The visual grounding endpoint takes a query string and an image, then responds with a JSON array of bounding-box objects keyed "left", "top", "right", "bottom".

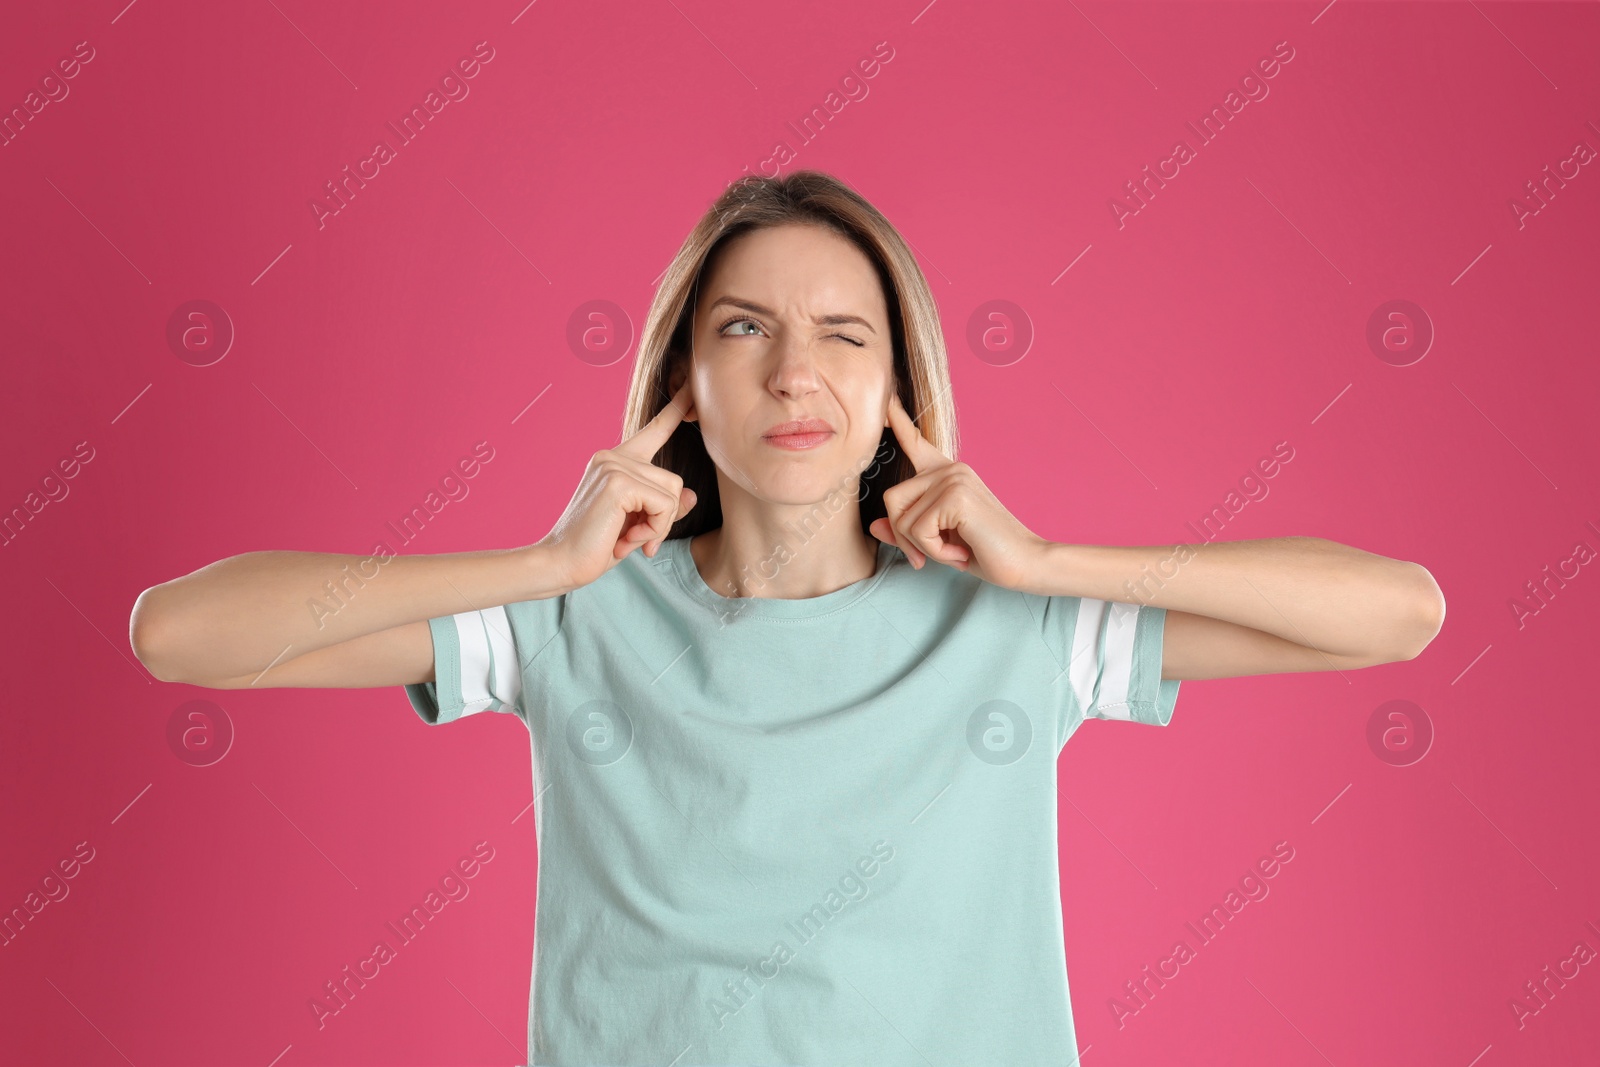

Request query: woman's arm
[
  {"left": 1024, "top": 535, "right": 1445, "bottom": 679},
  {"left": 131, "top": 382, "right": 699, "bottom": 691},
  {"left": 129, "top": 544, "right": 570, "bottom": 687}
]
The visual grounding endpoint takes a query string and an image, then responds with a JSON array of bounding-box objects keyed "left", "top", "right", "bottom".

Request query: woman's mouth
[
  {"left": 763, "top": 431, "right": 834, "bottom": 450},
  {"left": 762, "top": 417, "right": 835, "bottom": 450}
]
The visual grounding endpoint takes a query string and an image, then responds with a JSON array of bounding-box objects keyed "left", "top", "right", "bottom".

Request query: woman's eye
[{"left": 718, "top": 317, "right": 863, "bottom": 346}]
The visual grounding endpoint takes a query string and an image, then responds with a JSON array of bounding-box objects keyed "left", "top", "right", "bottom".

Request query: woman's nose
[{"left": 767, "top": 342, "right": 821, "bottom": 395}]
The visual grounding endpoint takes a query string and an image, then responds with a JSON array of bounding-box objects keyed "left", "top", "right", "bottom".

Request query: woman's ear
[{"left": 666, "top": 362, "right": 698, "bottom": 422}]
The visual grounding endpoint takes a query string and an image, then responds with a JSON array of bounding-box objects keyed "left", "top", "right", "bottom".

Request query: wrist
[
  {"left": 1016, "top": 537, "right": 1074, "bottom": 598},
  {"left": 1023, "top": 539, "right": 1126, "bottom": 600},
  {"left": 514, "top": 541, "right": 578, "bottom": 600}
]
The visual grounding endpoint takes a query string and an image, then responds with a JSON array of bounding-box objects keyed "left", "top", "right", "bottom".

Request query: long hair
[{"left": 620, "top": 170, "right": 958, "bottom": 542}]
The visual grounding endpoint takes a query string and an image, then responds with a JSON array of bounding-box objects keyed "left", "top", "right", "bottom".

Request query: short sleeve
[
  {"left": 1039, "top": 595, "right": 1182, "bottom": 751},
  {"left": 404, "top": 597, "right": 563, "bottom": 726}
]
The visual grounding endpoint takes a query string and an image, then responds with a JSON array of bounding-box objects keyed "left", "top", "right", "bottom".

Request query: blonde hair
[{"left": 621, "top": 170, "right": 958, "bottom": 541}]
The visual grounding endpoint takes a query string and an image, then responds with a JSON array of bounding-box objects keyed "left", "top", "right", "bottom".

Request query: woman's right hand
[{"left": 535, "top": 380, "right": 699, "bottom": 592}]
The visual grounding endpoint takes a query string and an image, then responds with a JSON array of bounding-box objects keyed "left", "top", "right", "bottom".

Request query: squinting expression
[{"left": 688, "top": 222, "right": 895, "bottom": 504}]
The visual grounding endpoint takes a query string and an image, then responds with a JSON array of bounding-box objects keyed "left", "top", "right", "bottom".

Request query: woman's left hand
[{"left": 868, "top": 393, "right": 1048, "bottom": 591}]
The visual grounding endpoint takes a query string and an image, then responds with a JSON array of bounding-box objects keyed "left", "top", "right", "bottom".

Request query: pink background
[{"left": 4, "top": 1, "right": 1597, "bottom": 1064}]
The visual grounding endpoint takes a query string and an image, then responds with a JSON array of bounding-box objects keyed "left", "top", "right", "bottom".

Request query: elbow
[
  {"left": 130, "top": 586, "right": 184, "bottom": 683},
  {"left": 1394, "top": 564, "right": 1446, "bottom": 661}
]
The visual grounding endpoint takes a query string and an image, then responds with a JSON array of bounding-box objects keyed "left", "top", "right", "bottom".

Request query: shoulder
[
  {"left": 522, "top": 540, "right": 678, "bottom": 620},
  {"left": 888, "top": 556, "right": 1044, "bottom": 627},
  {"left": 500, "top": 545, "right": 671, "bottom": 652}
]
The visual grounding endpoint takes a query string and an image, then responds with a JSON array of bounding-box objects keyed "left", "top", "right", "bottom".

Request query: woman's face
[{"left": 678, "top": 222, "right": 895, "bottom": 508}]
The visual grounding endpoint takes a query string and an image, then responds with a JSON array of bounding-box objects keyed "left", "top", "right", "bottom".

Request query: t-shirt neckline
[{"left": 666, "top": 534, "right": 900, "bottom": 621}]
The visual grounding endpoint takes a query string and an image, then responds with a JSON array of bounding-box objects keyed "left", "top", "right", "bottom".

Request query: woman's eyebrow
[{"left": 707, "top": 295, "right": 877, "bottom": 334}]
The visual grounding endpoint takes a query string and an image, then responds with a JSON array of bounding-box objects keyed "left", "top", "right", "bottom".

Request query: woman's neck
[{"left": 687, "top": 518, "right": 881, "bottom": 600}]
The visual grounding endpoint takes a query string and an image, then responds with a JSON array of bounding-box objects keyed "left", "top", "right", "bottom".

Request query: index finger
[
  {"left": 617, "top": 379, "right": 692, "bottom": 460},
  {"left": 885, "top": 391, "right": 950, "bottom": 474}
]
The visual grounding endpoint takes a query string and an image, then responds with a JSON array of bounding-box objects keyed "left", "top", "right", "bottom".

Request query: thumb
[{"left": 646, "top": 488, "right": 699, "bottom": 559}]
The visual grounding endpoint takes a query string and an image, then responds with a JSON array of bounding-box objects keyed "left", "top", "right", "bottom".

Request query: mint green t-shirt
[{"left": 404, "top": 534, "right": 1180, "bottom": 1067}]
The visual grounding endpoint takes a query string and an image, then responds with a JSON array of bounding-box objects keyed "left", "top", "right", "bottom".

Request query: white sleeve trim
[
  {"left": 1068, "top": 597, "right": 1141, "bottom": 720},
  {"left": 452, "top": 605, "right": 521, "bottom": 717},
  {"left": 1092, "top": 600, "right": 1142, "bottom": 719}
]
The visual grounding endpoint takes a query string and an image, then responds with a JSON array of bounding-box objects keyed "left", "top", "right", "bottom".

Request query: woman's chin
[{"left": 741, "top": 467, "right": 862, "bottom": 508}]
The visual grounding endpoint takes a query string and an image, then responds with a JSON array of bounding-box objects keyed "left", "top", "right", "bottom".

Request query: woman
[{"left": 131, "top": 171, "right": 1446, "bottom": 1066}]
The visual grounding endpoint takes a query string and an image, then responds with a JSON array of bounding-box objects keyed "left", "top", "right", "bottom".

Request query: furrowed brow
[{"left": 708, "top": 296, "right": 877, "bottom": 335}]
